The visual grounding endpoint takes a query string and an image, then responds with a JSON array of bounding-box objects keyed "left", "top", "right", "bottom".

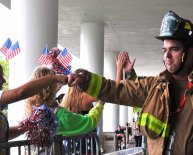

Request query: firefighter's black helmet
[{"left": 155, "top": 11, "right": 193, "bottom": 43}]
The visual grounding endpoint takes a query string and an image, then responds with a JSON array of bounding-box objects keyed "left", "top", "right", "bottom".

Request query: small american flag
[
  {"left": 6, "top": 41, "right": 20, "bottom": 60},
  {"left": 38, "top": 46, "right": 52, "bottom": 65},
  {"left": 56, "top": 48, "right": 72, "bottom": 69},
  {"left": 0, "top": 38, "right": 12, "bottom": 56}
]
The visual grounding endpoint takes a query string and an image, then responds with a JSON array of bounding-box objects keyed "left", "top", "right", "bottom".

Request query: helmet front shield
[{"left": 155, "top": 11, "right": 193, "bottom": 41}]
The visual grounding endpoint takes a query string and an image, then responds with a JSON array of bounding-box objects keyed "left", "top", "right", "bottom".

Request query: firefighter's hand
[
  {"left": 124, "top": 52, "right": 136, "bottom": 74},
  {"left": 67, "top": 73, "right": 84, "bottom": 87}
]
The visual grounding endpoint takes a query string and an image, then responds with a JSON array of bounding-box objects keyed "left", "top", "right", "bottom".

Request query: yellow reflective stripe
[
  {"left": 162, "top": 123, "right": 170, "bottom": 138},
  {"left": 138, "top": 113, "right": 169, "bottom": 138},
  {"left": 185, "top": 22, "right": 191, "bottom": 30},
  {"left": 87, "top": 73, "right": 102, "bottom": 98},
  {"left": 138, "top": 113, "right": 163, "bottom": 134}
]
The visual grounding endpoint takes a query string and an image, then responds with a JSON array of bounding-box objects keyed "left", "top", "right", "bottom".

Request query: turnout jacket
[{"left": 77, "top": 69, "right": 193, "bottom": 155}]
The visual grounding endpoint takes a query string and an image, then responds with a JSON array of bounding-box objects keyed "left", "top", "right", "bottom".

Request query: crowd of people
[{"left": 1, "top": 10, "right": 193, "bottom": 155}]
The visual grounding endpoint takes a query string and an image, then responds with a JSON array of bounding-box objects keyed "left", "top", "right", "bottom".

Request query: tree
[
  {"left": 0, "top": 59, "right": 9, "bottom": 116},
  {"left": 0, "top": 60, "right": 9, "bottom": 89}
]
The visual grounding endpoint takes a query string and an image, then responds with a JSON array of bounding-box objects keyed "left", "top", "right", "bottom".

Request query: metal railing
[{"left": 0, "top": 132, "right": 101, "bottom": 155}]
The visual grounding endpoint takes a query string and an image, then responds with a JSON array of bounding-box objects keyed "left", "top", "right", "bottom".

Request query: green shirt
[{"left": 56, "top": 103, "right": 103, "bottom": 136}]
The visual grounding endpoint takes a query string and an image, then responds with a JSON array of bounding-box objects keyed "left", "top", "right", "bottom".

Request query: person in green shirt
[{"left": 25, "top": 66, "right": 104, "bottom": 137}]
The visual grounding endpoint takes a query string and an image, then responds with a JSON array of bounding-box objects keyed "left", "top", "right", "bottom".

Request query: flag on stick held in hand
[
  {"left": 56, "top": 48, "right": 72, "bottom": 69},
  {"left": 6, "top": 41, "right": 20, "bottom": 60},
  {"left": 38, "top": 46, "right": 52, "bottom": 65},
  {"left": 0, "top": 38, "right": 12, "bottom": 56}
]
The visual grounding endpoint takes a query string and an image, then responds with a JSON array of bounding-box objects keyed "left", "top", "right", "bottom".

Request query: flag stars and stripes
[
  {"left": 56, "top": 48, "right": 72, "bottom": 69},
  {"left": 0, "top": 38, "right": 12, "bottom": 56},
  {"left": 38, "top": 46, "right": 52, "bottom": 65},
  {"left": 6, "top": 41, "right": 20, "bottom": 60}
]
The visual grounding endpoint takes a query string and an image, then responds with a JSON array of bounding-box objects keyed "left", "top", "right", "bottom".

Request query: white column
[
  {"left": 119, "top": 105, "right": 128, "bottom": 126},
  {"left": 80, "top": 22, "right": 104, "bottom": 143},
  {"left": 9, "top": 0, "right": 58, "bottom": 132},
  {"left": 128, "top": 106, "right": 134, "bottom": 123},
  {"left": 80, "top": 22, "right": 104, "bottom": 72},
  {"left": 103, "top": 52, "right": 119, "bottom": 132}
]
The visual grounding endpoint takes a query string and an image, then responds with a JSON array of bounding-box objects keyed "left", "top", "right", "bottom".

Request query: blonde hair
[
  {"left": 61, "top": 86, "right": 83, "bottom": 113},
  {"left": 25, "top": 66, "right": 57, "bottom": 115}
]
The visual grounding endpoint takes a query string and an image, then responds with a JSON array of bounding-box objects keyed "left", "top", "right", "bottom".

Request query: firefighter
[{"left": 67, "top": 11, "right": 193, "bottom": 155}]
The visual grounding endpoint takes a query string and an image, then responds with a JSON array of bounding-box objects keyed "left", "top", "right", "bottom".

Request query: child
[{"left": 24, "top": 66, "right": 104, "bottom": 147}]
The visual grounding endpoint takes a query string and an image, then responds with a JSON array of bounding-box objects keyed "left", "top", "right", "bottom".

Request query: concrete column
[
  {"left": 128, "top": 106, "right": 134, "bottom": 123},
  {"left": 103, "top": 52, "right": 119, "bottom": 132},
  {"left": 80, "top": 22, "right": 104, "bottom": 144},
  {"left": 80, "top": 22, "right": 104, "bottom": 72},
  {"left": 119, "top": 105, "right": 128, "bottom": 126},
  {"left": 8, "top": 0, "right": 58, "bottom": 130}
]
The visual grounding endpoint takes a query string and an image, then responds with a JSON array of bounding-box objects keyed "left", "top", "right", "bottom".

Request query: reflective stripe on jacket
[
  {"left": 79, "top": 69, "right": 173, "bottom": 155},
  {"left": 138, "top": 113, "right": 170, "bottom": 138}
]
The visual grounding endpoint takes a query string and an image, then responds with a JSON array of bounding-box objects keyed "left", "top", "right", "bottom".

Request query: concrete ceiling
[
  {"left": 0, "top": 0, "right": 10, "bottom": 9},
  {"left": 59, "top": 0, "right": 193, "bottom": 75}
]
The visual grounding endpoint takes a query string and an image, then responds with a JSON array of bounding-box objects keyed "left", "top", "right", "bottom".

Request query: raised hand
[
  {"left": 123, "top": 51, "right": 136, "bottom": 74},
  {"left": 115, "top": 51, "right": 127, "bottom": 72},
  {"left": 115, "top": 51, "right": 127, "bottom": 81}
]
